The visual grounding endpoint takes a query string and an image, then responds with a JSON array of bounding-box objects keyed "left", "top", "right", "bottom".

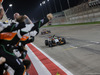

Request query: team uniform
[
  {"left": 0, "top": 17, "right": 49, "bottom": 75},
  {"left": 0, "top": 21, "right": 26, "bottom": 75},
  {"left": 3, "top": 64, "right": 28, "bottom": 75}
]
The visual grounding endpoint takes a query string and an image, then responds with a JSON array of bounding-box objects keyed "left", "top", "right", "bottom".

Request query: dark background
[{"left": 2, "top": 0, "right": 88, "bottom": 21}]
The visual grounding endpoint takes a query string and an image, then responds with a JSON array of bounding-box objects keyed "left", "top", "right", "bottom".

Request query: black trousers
[
  {"left": 0, "top": 63, "right": 4, "bottom": 75},
  {"left": 0, "top": 46, "right": 25, "bottom": 75}
]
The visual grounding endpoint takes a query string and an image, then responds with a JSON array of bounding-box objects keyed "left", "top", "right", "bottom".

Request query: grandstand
[
  {"left": 51, "top": 1, "right": 100, "bottom": 25},
  {"left": 50, "top": 12, "right": 66, "bottom": 25}
]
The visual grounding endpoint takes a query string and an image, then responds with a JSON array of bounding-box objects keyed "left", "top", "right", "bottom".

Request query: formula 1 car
[
  {"left": 45, "top": 35, "right": 66, "bottom": 47},
  {"left": 41, "top": 29, "right": 51, "bottom": 35}
]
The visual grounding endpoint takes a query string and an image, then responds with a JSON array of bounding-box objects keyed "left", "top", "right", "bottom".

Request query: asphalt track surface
[{"left": 33, "top": 24, "right": 100, "bottom": 75}]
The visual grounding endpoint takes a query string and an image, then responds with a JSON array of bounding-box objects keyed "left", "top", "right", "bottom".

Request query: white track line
[
  {"left": 70, "top": 45, "right": 78, "bottom": 48},
  {"left": 90, "top": 41, "right": 100, "bottom": 44},
  {"left": 31, "top": 43, "right": 74, "bottom": 75},
  {"left": 26, "top": 45, "right": 51, "bottom": 75},
  {"left": 82, "top": 44, "right": 93, "bottom": 47}
]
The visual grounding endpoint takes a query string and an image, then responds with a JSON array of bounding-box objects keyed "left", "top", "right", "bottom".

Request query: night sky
[{"left": 2, "top": 0, "right": 86, "bottom": 21}]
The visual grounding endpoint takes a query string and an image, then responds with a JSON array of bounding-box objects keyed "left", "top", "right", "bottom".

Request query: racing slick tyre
[
  {"left": 62, "top": 38, "right": 66, "bottom": 44},
  {"left": 48, "top": 41, "right": 53, "bottom": 47},
  {"left": 48, "top": 30, "right": 51, "bottom": 33},
  {"left": 45, "top": 40, "right": 48, "bottom": 46},
  {"left": 41, "top": 32, "right": 43, "bottom": 35}
]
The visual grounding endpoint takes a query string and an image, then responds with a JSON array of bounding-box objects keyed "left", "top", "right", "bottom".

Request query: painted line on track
[
  {"left": 26, "top": 43, "right": 73, "bottom": 75},
  {"left": 82, "top": 44, "right": 93, "bottom": 47},
  {"left": 26, "top": 45, "right": 51, "bottom": 75},
  {"left": 64, "top": 42, "right": 98, "bottom": 51},
  {"left": 64, "top": 45, "right": 78, "bottom": 50},
  {"left": 25, "top": 55, "right": 38, "bottom": 75},
  {"left": 90, "top": 41, "right": 100, "bottom": 44}
]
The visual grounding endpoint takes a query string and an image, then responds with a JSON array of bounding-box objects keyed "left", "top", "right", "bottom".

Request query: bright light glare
[
  {"left": 9, "top": 4, "right": 13, "bottom": 7},
  {"left": 42, "top": 1, "right": 45, "bottom": 4},
  {"left": 40, "top": 3, "right": 42, "bottom": 6}
]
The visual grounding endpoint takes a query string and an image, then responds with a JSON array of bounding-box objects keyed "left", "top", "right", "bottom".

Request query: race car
[
  {"left": 45, "top": 35, "right": 66, "bottom": 47},
  {"left": 41, "top": 29, "right": 51, "bottom": 35}
]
